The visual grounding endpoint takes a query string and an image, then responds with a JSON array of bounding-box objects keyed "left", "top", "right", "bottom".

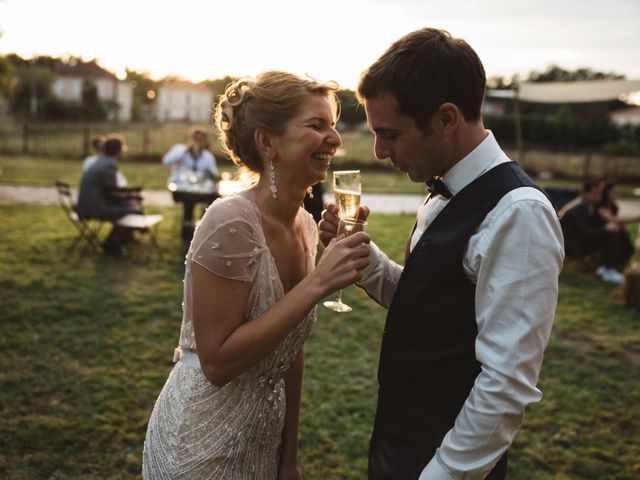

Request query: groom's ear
[{"left": 434, "top": 103, "right": 461, "bottom": 137}]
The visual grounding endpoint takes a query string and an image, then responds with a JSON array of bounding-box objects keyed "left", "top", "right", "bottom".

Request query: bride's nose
[{"left": 325, "top": 127, "right": 342, "bottom": 147}]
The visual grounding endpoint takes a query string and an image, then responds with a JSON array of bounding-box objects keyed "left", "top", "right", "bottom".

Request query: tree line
[{"left": 0, "top": 55, "right": 638, "bottom": 154}]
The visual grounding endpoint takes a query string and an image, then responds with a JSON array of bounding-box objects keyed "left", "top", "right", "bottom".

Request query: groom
[{"left": 320, "top": 28, "right": 564, "bottom": 479}]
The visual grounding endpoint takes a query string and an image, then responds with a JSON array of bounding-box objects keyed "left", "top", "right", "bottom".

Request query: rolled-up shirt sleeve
[
  {"left": 356, "top": 241, "right": 404, "bottom": 308},
  {"left": 421, "top": 187, "right": 565, "bottom": 479}
]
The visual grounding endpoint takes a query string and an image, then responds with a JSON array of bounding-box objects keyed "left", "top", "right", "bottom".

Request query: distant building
[
  {"left": 156, "top": 80, "right": 213, "bottom": 122},
  {"left": 482, "top": 98, "right": 506, "bottom": 116},
  {"left": 51, "top": 59, "right": 133, "bottom": 121},
  {"left": 609, "top": 107, "right": 640, "bottom": 127}
]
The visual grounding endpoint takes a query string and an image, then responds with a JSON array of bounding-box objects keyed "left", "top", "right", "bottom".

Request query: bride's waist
[{"left": 173, "top": 347, "right": 285, "bottom": 385}]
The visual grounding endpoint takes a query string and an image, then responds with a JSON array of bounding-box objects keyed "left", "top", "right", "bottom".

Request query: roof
[
  {"left": 487, "top": 79, "right": 640, "bottom": 104},
  {"left": 160, "top": 80, "right": 210, "bottom": 91},
  {"left": 54, "top": 60, "right": 117, "bottom": 80}
]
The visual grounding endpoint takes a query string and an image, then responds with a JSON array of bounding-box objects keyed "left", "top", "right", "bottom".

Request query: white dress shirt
[
  {"left": 358, "top": 131, "right": 565, "bottom": 479},
  {"left": 162, "top": 144, "right": 219, "bottom": 184}
]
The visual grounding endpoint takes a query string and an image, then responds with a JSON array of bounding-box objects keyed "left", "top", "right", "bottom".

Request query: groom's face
[{"left": 364, "top": 92, "right": 450, "bottom": 183}]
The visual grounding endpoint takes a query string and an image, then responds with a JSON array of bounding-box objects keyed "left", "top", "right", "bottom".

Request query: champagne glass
[
  {"left": 323, "top": 218, "right": 368, "bottom": 313},
  {"left": 333, "top": 170, "right": 361, "bottom": 220}
]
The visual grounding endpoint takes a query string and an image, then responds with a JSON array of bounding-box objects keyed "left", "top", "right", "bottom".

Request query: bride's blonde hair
[{"left": 214, "top": 71, "right": 339, "bottom": 184}]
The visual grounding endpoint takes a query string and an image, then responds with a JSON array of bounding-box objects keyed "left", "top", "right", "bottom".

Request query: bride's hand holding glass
[
  {"left": 323, "top": 218, "right": 368, "bottom": 312},
  {"left": 313, "top": 225, "right": 370, "bottom": 305}
]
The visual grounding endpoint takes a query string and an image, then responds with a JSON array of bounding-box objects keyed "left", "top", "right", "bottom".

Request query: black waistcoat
[{"left": 372, "top": 162, "right": 541, "bottom": 463}]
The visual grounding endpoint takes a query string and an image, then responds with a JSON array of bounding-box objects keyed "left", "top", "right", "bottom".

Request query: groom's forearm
[{"left": 356, "top": 241, "right": 402, "bottom": 308}]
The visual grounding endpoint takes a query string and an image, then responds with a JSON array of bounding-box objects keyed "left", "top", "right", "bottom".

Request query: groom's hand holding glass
[{"left": 319, "top": 203, "right": 371, "bottom": 248}]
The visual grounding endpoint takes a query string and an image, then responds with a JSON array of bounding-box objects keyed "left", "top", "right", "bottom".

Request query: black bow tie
[{"left": 426, "top": 177, "right": 452, "bottom": 199}]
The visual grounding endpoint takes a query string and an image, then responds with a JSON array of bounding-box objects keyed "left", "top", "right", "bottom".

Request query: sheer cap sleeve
[{"left": 189, "top": 196, "right": 265, "bottom": 282}]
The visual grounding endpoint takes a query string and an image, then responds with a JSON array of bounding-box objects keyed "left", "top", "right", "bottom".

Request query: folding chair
[{"left": 54, "top": 180, "right": 105, "bottom": 254}]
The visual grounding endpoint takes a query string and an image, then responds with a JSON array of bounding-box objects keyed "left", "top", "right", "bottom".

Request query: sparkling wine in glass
[
  {"left": 333, "top": 170, "right": 361, "bottom": 220},
  {"left": 323, "top": 218, "right": 368, "bottom": 313}
]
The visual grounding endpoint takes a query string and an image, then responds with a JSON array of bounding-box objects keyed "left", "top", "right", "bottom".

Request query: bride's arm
[
  {"left": 278, "top": 348, "right": 304, "bottom": 480},
  {"left": 192, "top": 231, "right": 370, "bottom": 387}
]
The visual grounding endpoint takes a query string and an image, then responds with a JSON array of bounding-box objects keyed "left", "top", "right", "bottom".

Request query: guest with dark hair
[
  {"left": 77, "top": 134, "right": 142, "bottom": 255},
  {"left": 593, "top": 180, "right": 639, "bottom": 275},
  {"left": 560, "top": 178, "right": 628, "bottom": 283},
  {"left": 320, "top": 27, "right": 563, "bottom": 479}
]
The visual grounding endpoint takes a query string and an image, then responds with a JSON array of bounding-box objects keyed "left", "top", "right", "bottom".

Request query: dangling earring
[{"left": 269, "top": 159, "right": 277, "bottom": 198}]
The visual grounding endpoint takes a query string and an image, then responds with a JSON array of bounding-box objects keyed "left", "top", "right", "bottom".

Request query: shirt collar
[{"left": 441, "top": 130, "right": 507, "bottom": 196}]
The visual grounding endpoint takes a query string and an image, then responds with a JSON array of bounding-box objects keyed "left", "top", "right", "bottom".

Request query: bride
[{"left": 142, "top": 71, "right": 370, "bottom": 479}]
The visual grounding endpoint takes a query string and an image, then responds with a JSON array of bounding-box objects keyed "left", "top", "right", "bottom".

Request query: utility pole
[
  {"left": 513, "top": 78, "right": 524, "bottom": 166},
  {"left": 29, "top": 56, "right": 38, "bottom": 118}
]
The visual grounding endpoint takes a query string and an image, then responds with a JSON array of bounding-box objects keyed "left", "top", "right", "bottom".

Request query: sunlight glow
[{"left": 0, "top": 0, "right": 639, "bottom": 91}]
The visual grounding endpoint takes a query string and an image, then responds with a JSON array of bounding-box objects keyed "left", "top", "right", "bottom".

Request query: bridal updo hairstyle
[{"left": 214, "top": 71, "right": 339, "bottom": 179}]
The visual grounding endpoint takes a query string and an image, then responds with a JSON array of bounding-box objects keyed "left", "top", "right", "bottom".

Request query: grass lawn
[{"left": 1, "top": 204, "right": 639, "bottom": 478}]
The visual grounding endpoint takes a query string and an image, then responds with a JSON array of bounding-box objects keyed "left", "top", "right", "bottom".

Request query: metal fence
[
  {"left": 0, "top": 122, "right": 378, "bottom": 164},
  {"left": 1, "top": 121, "right": 640, "bottom": 180},
  {"left": 0, "top": 122, "right": 224, "bottom": 160}
]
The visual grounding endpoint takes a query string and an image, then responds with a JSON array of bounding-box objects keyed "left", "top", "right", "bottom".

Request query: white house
[
  {"left": 609, "top": 106, "right": 640, "bottom": 127},
  {"left": 51, "top": 60, "right": 133, "bottom": 121},
  {"left": 156, "top": 80, "right": 213, "bottom": 122}
]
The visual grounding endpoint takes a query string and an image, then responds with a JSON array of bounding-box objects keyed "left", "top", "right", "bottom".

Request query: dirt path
[{"left": 2, "top": 183, "right": 640, "bottom": 217}]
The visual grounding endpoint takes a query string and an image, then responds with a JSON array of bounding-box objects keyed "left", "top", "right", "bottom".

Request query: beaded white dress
[{"left": 142, "top": 195, "right": 317, "bottom": 479}]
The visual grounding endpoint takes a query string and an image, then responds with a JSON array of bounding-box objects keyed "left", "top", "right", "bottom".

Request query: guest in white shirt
[
  {"left": 162, "top": 125, "right": 219, "bottom": 186},
  {"left": 320, "top": 28, "right": 564, "bottom": 480},
  {"left": 162, "top": 126, "right": 220, "bottom": 241}
]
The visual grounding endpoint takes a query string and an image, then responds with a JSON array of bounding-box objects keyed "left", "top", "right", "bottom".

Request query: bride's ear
[{"left": 254, "top": 128, "right": 276, "bottom": 160}]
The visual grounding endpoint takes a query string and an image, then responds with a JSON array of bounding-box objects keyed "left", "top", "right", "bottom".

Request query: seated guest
[
  {"left": 82, "top": 136, "right": 128, "bottom": 188},
  {"left": 560, "top": 178, "right": 627, "bottom": 283},
  {"left": 76, "top": 134, "right": 142, "bottom": 256},
  {"left": 594, "top": 179, "right": 639, "bottom": 269},
  {"left": 162, "top": 126, "right": 220, "bottom": 241}
]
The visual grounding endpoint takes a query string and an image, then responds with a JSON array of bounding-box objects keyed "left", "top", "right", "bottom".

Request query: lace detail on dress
[{"left": 143, "top": 195, "right": 318, "bottom": 479}]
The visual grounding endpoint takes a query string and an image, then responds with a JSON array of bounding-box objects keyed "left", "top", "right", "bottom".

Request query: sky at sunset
[{"left": 1, "top": 0, "right": 639, "bottom": 91}]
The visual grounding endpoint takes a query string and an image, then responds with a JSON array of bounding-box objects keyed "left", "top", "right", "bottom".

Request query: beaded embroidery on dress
[{"left": 142, "top": 195, "right": 318, "bottom": 479}]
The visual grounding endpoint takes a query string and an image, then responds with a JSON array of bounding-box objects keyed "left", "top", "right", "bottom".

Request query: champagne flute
[
  {"left": 323, "top": 218, "right": 368, "bottom": 313},
  {"left": 333, "top": 170, "right": 361, "bottom": 220}
]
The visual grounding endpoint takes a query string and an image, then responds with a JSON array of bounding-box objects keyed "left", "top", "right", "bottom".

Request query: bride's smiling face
[{"left": 272, "top": 94, "right": 341, "bottom": 187}]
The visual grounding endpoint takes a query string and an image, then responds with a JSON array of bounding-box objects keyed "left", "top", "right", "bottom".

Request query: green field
[{"left": 1, "top": 203, "right": 639, "bottom": 479}]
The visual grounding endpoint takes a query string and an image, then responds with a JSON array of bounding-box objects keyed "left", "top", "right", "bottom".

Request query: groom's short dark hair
[{"left": 357, "top": 28, "right": 486, "bottom": 130}]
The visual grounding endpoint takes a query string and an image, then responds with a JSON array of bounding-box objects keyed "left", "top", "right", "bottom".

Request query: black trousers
[
  {"left": 181, "top": 200, "right": 197, "bottom": 241},
  {"left": 569, "top": 230, "right": 634, "bottom": 269},
  {"left": 601, "top": 230, "right": 634, "bottom": 269},
  {"left": 368, "top": 427, "right": 508, "bottom": 480}
]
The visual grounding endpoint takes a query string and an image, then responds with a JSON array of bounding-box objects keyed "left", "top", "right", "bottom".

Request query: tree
[
  {"left": 0, "top": 55, "right": 11, "bottom": 97},
  {"left": 526, "top": 65, "right": 625, "bottom": 83},
  {"left": 204, "top": 76, "right": 236, "bottom": 101},
  {"left": 126, "top": 69, "right": 159, "bottom": 121},
  {"left": 9, "top": 56, "right": 55, "bottom": 119},
  {"left": 81, "top": 79, "right": 105, "bottom": 120},
  {"left": 336, "top": 89, "right": 366, "bottom": 127}
]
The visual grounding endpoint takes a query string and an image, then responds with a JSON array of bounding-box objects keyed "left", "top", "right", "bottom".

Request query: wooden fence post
[
  {"left": 21, "top": 124, "right": 29, "bottom": 154},
  {"left": 82, "top": 126, "right": 90, "bottom": 157},
  {"left": 143, "top": 126, "right": 150, "bottom": 159}
]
